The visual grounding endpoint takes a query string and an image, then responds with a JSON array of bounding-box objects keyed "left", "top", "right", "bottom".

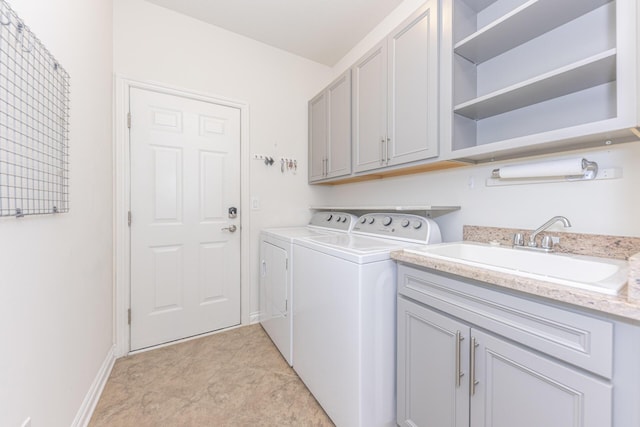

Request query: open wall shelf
[
  {"left": 454, "top": 0, "right": 612, "bottom": 64},
  {"left": 448, "top": 0, "right": 635, "bottom": 160},
  {"left": 454, "top": 49, "right": 616, "bottom": 120},
  {"left": 310, "top": 205, "right": 461, "bottom": 219}
]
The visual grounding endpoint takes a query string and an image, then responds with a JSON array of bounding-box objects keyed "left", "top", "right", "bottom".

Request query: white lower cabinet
[
  {"left": 397, "top": 264, "right": 624, "bottom": 427},
  {"left": 397, "top": 297, "right": 469, "bottom": 427},
  {"left": 471, "top": 329, "right": 611, "bottom": 427},
  {"left": 259, "top": 238, "right": 291, "bottom": 364}
]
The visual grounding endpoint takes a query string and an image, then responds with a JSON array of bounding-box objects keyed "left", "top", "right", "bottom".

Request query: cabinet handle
[
  {"left": 380, "top": 138, "right": 386, "bottom": 165},
  {"left": 386, "top": 137, "right": 391, "bottom": 162},
  {"left": 323, "top": 158, "right": 328, "bottom": 176},
  {"left": 456, "top": 331, "right": 464, "bottom": 388},
  {"left": 261, "top": 260, "right": 267, "bottom": 276},
  {"left": 470, "top": 337, "right": 479, "bottom": 396}
]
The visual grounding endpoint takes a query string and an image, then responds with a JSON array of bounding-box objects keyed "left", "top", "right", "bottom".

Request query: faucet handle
[
  {"left": 513, "top": 233, "right": 524, "bottom": 246},
  {"left": 541, "top": 235, "right": 553, "bottom": 250}
]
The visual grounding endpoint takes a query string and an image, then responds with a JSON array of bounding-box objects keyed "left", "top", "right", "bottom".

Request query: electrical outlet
[{"left": 21, "top": 417, "right": 31, "bottom": 427}]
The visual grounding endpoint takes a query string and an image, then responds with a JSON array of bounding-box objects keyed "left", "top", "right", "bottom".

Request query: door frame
[{"left": 113, "top": 76, "right": 251, "bottom": 357}]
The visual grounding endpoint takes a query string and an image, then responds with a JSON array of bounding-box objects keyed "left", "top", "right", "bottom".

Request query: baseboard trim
[
  {"left": 71, "top": 345, "right": 116, "bottom": 427},
  {"left": 249, "top": 311, "right": 261, "bottom": 324}
]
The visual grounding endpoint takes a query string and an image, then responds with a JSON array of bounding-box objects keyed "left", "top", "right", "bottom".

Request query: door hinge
[
  {"left": 127, "top": 112, "right": 131, "bottom": 129},
  {"left": 127, "top": 308, "right": 131, "bottom": 325},
  {"left": 128, "top": 211, "right": 132, "bottom": 227}
]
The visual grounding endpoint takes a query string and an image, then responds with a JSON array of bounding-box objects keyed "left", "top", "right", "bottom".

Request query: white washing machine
[
  {"left": 259, "top": 212, "right": 357, "bottom": 366},
  {"left": 292, "top": 213, "right": 441, "bottom": 427}
]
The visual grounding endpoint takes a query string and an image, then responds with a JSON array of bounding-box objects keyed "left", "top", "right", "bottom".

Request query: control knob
[
  {"left": 412, "top": 221, "right": 423, "bottom": 229},
  {"left": 368, "top": 217, "right": 375, "bottom": 224},
  {"left": 360, "top": 217, "right": 367, "bottom": 224},
  {"left": 325, "top": 214, "right": 333, "bottom": 221},
  {"left": 382, "top": 216, "right": 393, "bottom": 226},
  {"left": 401, "top": 219, "right": 410, "bottom": 228}
]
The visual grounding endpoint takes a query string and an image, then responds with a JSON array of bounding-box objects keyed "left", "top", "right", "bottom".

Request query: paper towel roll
[{"left": 495, "top": 158, "right": 585, "bottom": 179}]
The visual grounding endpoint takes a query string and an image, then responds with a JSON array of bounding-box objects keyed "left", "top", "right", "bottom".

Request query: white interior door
[{"left": 129, "top": 87, "right": 241, "bottom": 351}]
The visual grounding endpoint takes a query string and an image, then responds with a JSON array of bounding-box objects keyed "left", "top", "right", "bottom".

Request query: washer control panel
[
  {"left": 308, "top": 212, "right": 358, "bottom": 232},
  {"left": 353, "top": 213, "right": 441, "bottom": 244}
]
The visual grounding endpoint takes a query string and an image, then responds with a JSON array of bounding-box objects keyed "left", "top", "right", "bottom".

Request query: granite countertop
[{"left": 391, "top": 225, "right": 640, "bottom": 323}]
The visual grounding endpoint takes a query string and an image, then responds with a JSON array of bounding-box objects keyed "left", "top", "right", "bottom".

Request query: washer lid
[
  {"left": 261, "top": 226, "right": 334, "bottom": 243},
  {"left": 294, "top": 233, "right": 418, "bottom": 264}
]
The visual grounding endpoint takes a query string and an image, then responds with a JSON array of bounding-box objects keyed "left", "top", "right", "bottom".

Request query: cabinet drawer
[{"left": 398, "top": 264, "right": 613, "bottom": 379}]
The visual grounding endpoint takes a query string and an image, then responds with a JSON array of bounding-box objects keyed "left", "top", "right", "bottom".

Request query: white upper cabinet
[
  {"left": 308, "top": 92, "right": 328, "bottom": 182},
  {"left": 353, "top": 0, "right": 440, "bottom": 173},
  {"left": 308, "top": 70, "right": 352, "bottom": 182},
  {"left": 447, "top": 0, "right": 640, "bottom": 161},
  {"left": 353, "top": 42, "right": 388, "bottom": 172},
  {"left": 388, "top": 2, "right": 440, "bottom": 167}
]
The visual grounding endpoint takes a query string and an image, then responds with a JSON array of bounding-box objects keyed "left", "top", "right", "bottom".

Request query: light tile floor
[{"left": 90, "top": 324, "right": 334, "bottom": 426}]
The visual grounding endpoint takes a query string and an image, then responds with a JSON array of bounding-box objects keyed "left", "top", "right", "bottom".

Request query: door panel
[
  {"left": 353, "top": 42, "right": 388, "bottom": 172},
  {"left": 153, "top": 147, "right": 182, "bottom": 221},
  {"left": 260, "top": 240, "right": 291, "bottom": 365},
  {"left": 198, "top": 242, "right": 227, "bottom": 303},
  {"left": 130, "top": 87, "right": 241, "bottom": 350},
  {"left": 397, "top": 297, "right": 470, "bottom": 427},
  {"left": 327, "top": 70, "right": 352, "bottom": 178},
  {"left": 150, "top": 245, "right": 183, "bottom": 311},
  {"left": 388, "top": 0, "right": 439, "bottom": 165},
  {"left": 199, "top": 152, "right": 224, "bottom": 221},
  {"left": 308, "top": 92, "right": 327, "bottom": 181},
  {"left": 471, "top": 329, "right": 612, "bottom": 427}
]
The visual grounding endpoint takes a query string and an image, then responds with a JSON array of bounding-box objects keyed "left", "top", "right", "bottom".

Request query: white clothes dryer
[
  {"left": 259, "top": 212, "right": 357, "bottom": 366},
  {"left": 292, "top": 213, "right": 441, "bottom": 427}
]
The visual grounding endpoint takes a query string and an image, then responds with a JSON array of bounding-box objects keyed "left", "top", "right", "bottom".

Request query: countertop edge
[{"left": 391, "top": 249, "right": 640, "bottom": 323}]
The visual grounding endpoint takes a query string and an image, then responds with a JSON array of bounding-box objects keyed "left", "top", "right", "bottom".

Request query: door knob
[{"left": 221, "top": 225, "right": 237, "bottom": 232}]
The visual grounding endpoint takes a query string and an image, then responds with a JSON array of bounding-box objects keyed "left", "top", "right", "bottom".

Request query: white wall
[
  {"left": 319, "top": 146, "right": 640, "bottom": 241},
  {"left": 0, "top": 1, "right": 114, "bottom": 426},
  {"left": 316, "top": 0, "right": 640, "bottom": 241},
  {"left": 113, "top": 0, "right": 332, "bottom": 320}
]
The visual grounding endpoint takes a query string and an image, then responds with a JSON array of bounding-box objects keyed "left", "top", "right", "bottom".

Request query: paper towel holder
[
  {"left": 568, "top": 159, "right": 598, "bottom": 181},
  {"left": 491, "top": 158, "right": 598, "bottom": 181}
]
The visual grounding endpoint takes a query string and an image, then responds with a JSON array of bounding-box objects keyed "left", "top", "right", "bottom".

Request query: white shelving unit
[
  {"left": 449, "top": 0, "right": 639, "bottom": 162},
  {"left": 454, "top": 0, "right": 612, "bottom": 64},
  {"left": 454, "top": 49, "right": 617, "bottom": 120},
  {"left": 309, "top": 205, "right": 461, "bottom": 218}
]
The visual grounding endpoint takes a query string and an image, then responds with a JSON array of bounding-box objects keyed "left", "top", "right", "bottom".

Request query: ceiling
[{"left": 145, "top": 0, "right": 404, "bottom": 66}]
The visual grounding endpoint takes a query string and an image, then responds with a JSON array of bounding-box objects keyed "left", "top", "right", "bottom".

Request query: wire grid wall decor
[{"left": 0, "top": 0, "right": 70, "bottom": 217}]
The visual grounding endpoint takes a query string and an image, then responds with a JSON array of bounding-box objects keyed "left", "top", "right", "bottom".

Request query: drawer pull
[
  {"left": 470, "top": 337, "right": 479, "bottom": 396},
  {"left": 456, "top": 330, "right": 464, "bottom": 387}
]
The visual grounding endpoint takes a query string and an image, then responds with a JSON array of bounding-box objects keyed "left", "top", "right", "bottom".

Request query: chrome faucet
[{"left": 528, "top": 216, "right": 571, "bottom": 248}]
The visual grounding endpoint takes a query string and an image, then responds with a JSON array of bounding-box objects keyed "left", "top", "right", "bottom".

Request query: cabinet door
[
  {"left": 353, "top": 41, "right": 388, "bottom": 173},
  {"left": 326, "top": 70, "right": 352, "bottom": 179},
  {"left": 308, "top": 92, "right": 327, "bottom": 182},
  {"left": 260, "top": 241, "right": 291, "bottom": 364},
  {"left": 470, "top": 329, "right": 612, "bottom": 427},
  {"left": 259, "top": 240, "right": 269, "bottom": 322},
  {"left": 397, "top": 297, "right": 470, "bottom": 427},
  {"left": 387, "top": 0, "right": 439, "bottom": 166}
]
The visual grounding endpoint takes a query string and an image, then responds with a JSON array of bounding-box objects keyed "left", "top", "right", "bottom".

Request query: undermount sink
[{"left": 405, "top": 242, "right": 629, "bottom": 295}]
